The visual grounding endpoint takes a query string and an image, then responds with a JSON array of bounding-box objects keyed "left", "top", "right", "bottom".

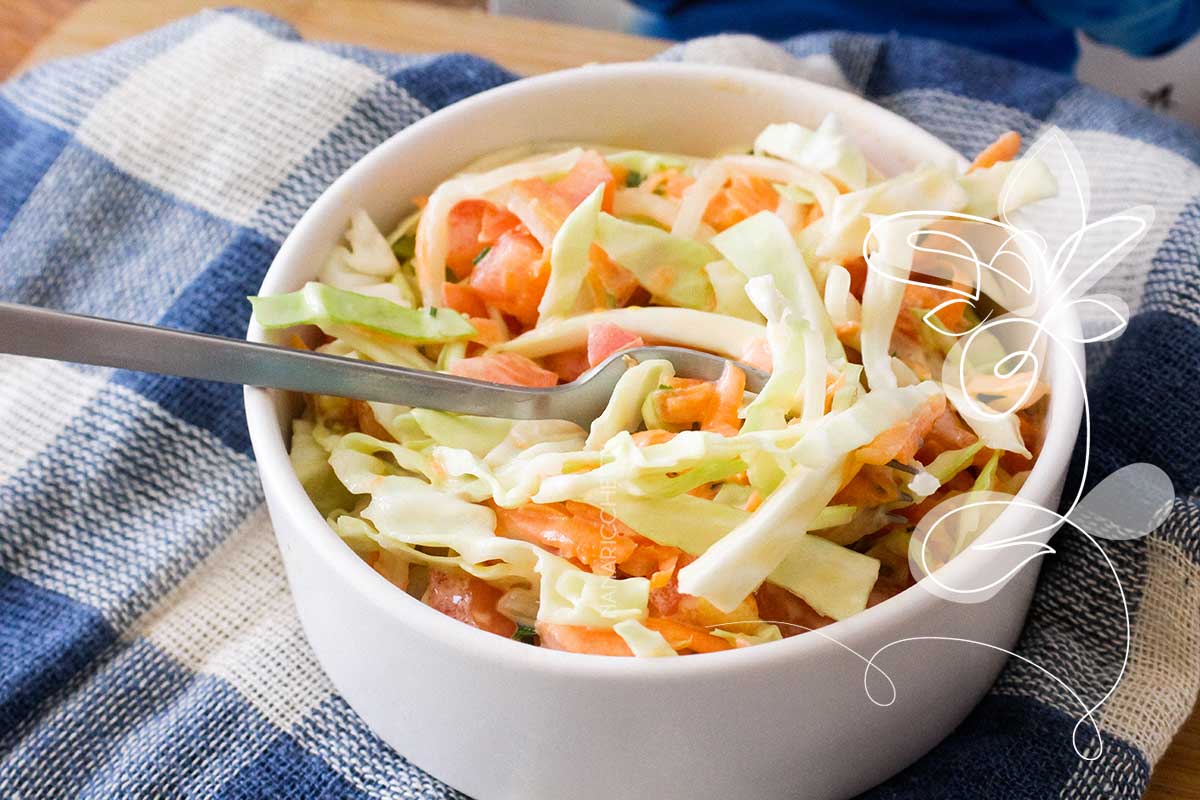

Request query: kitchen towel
[{"left": 0, "top": 8, "right": 1197, "bottom": 798}]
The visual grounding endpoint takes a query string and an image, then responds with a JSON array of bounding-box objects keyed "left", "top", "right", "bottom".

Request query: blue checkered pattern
[{"left": 0, "top": 11, "right": 1196, "bottom": 799}]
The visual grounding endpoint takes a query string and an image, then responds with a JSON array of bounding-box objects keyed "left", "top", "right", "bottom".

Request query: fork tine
[{"left": 547, "top": 346, "right": 769, "bottom": 428}]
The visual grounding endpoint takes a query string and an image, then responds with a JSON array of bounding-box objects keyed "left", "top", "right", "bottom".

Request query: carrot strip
[
  {"left": 969, "top": 131, "right": 1021, "bottom": 172},
  {"left": 494, "top": 502, "right": 638, "bottom": 574},
  {"left": 537, "top": 623, "right": 633, "bottom": 656},
  {"left": 630, "top": 429, "right": 676, "bottom": 447},
  {"left": 702, "top": 361, "right": 745, "bottom": 436},
  {"left": 449, "top": 353, "right": 558, "bottom": 387},
  {"left": 644, "top": 617, "right": 732, "bottom": 654},
  {"left": 856, "top": 394, "right": 947, "bottom": 466},
  {"left": 657, "top": 382, "right": 717, "bottom": 426}
]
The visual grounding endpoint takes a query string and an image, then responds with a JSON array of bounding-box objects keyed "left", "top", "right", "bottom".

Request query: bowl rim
[{"left": 244, "top": 60, "right": 1084, "bottom": 680}]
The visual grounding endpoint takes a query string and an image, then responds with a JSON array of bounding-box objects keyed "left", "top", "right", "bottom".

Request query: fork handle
[{"left": 0, "top": 302, "right": 552, "bottom": 418}]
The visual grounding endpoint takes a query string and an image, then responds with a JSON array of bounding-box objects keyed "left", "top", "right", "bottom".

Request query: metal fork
[{"left": 0, "top": 302, "right": 767, "bottom": 427}]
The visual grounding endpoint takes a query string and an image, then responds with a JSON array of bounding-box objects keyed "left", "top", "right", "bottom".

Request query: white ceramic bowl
[{"left": 245, "top": 63, "right": 1083, "bottom": 800}]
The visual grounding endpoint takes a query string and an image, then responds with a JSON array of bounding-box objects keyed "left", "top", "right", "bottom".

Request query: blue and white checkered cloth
[{"left": 1, "top": 9, "right": 1197, "bottom": 798}]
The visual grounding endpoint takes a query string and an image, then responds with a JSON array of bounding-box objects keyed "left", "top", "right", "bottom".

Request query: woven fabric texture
[{"left": 0, "top": 11, "right": 1197, "bottom": 799}]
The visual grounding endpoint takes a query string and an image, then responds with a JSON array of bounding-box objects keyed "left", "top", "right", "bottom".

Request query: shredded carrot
[
  {"left": 448, "top": 352, "right": 558, "bottom": 388},
  {"left": 834, "top": 321, "right": 861, "bottom": 342},
  {"left": 842, "top": 257, "right": 868, "bottom": 300},
  {"left": 856, "top": 394, "right": 948, "bottom": 466},
  {"left": 899, "top": 284, "right": 966, "bottom": 332},
  {"left": 917, "top": 407, "right": 978, "bottom": 463},
  {"left": 617, "top": 537, "right": 681, "bottom": 589},
  {"left": 630, "top": 429, "right": 676, "bottom": 447},
  {"left": 805, "top": 202, "right": 824, "bottom": 226},
  {"left": 494, "top": 501, "right": 638, "bottom": 574},
  {"left": 537, "top": 623, "right": 632, "bottom": 656},
  {"left": 587, "top": 244, "right": 640, "bottom": 309},
  {"left": 740, "top": 337, "right": 772, "bottom": 372},
  {"left": 832, "top": 464, "right": 902, "bottom": 507},
  {"left": 352, "top": 400, "right": 394, "bottom": 442},
  {"left": 644, "top": 617, "right": 733, "bottom": 654},
  {"left": 663, "top": 171, "right": 695, "bottom": 198},
  {"left": 656, "top": 382, "right": 717, "bottom": 426},
  {"left": 743, "top": 490, "right": 763, "bottom": 513},
  {"left": 969, "top": 131, "right": 1021, "bottom": 172},
  {"left": 466, "top": 316, "right": 507, "bottom": 346},
  {"left": 703, "top": 175, "right": 779, "bottom": 231},
  {"left": 702, "top": 362, "right": 745, "bottom": 436}
]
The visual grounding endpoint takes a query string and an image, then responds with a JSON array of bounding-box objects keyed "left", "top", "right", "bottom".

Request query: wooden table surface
[{"left": 7, "top": 1, "right": 1199, "bottom": 797}]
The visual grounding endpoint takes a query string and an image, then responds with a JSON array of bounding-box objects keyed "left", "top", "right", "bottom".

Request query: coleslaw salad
[{"left": 250, "top": 115, "right": 1057, "bottom": 657}]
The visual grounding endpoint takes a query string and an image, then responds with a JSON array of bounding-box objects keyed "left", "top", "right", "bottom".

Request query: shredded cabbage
[
  {"left": 770, "top": 533, "right": 881, "bottom": 619},
  {"left": 959, "top": 157, "right": 1057, "bottom": 219},
  {"left": 497, "top": 307, "right": 765, "bottom": 360},
  {"left": 740, "top": 276, "right": 812, "bottom": 431},
  {"left": 586, "top": 359, "right": 676, "bottom": 450},
  {"left": 290, "top": 418, "right": 355, "bottom": 517},
  {"left": 676, "top": 460, "right": 847, "bottom": 612},
  {"left": 595, "top": 213, "right": 716, "bottom": 309},
  {"left": 537, "top": 558, "right": 650, "bottom": 627},
  {"left": 712, "top": 624, "right": 783, "bottom": 647},
  {"left": 614, "top": 619, "right": 678, "bottom": 657},
  {"left": 704, "top": 259, "right": 764, "bottom": 323},
  {"left": 538, "top": 183, "right": 606, "bottom": 320},
  {"left": 672, "top": 159, "right": 729, "bottom": 240},
  {"left": 250, "top": 282, "right": 474, "bottom": 343},
  {"left": 411, "top": 408, "right": 513, "bottom": 457},
  {"left": 331, "top": 434, "right": 649, "bottom": 628},
  {"left": 859, "top": 215, "right": 921, "bottom": 391},
  {"left": 753, "top": 115, "right": 869, "bottom": 191},
  {"left": 611, "top": 189, "right": 680, "bottom": 229},
  {"left": 711, "top": 210, "right": 843, "bottom": 361},
  {"left": 818, "top": 164, "right": 968, "bottom": 263},
  {"left": 677, "top": 382, "right": 940, "bottom": 611},
  {"left": 344, "top": 208, "right": 403, "bottom": 277},
  {"left": 923, "top": 440, "right": 986, "bottom": 487}
]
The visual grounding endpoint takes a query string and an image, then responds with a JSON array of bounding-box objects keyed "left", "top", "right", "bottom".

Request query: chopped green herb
[
  {"left": 472, "top": 246, "right": 492, "bottom": 265},
  {"left": 625, "top": 170, "right": 644, "bottom": 188},
  {"left": 513, "top": 624, "right": 538, "bottom": 644},
  {"left": 391, "top": 234, "right": 416, "bottom": 261},
  {"left": 657, "top": 384, "right": 673, "bottom": 391},
  {"left": 429, "top": 307, "right": 438, "bottom": 317}
]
